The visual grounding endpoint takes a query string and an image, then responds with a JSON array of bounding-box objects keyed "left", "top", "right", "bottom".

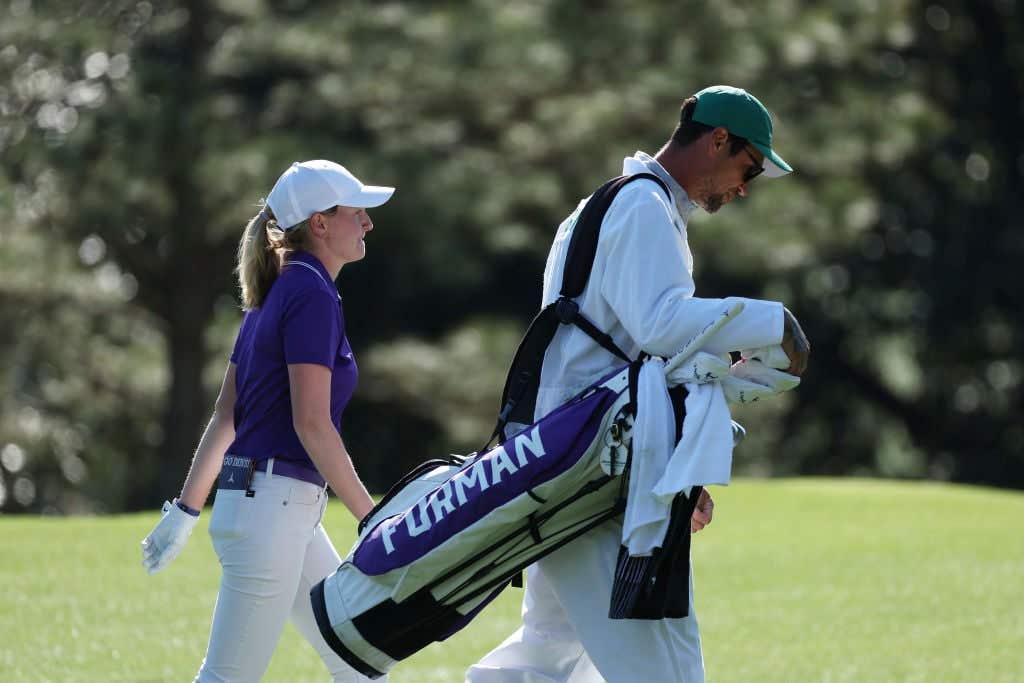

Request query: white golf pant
[
  {"left": 194, "top": 469, "right": 379, "bottom": 683},
  {"left": 466, "top": 520, "right": 704, "bottom": 683}
]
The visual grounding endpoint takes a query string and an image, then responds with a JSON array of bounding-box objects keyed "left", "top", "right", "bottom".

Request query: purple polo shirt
[{"left": 226, "top": 251, "right": 358, "bottom": 480}]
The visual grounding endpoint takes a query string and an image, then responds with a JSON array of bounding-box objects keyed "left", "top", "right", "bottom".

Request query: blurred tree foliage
[{"left": 0, "top": 0, "right": 1020, "bottom": 512}]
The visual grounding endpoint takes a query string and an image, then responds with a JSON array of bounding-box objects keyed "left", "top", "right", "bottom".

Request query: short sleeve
[
  {"left": 229, "top": 311, "right": 252, "bottom": 363},
  {"left": 282, "top": 289, "right": 342, "bottom": 368}
]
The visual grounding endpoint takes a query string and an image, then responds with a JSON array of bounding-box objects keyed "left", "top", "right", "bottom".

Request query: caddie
[{"left": 466, "top": 85, "right": 811, "bottom": 683}]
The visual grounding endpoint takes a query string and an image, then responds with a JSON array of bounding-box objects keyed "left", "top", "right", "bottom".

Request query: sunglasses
[{"left": 740, "top": 146, "right": 765, "bottom": 184}]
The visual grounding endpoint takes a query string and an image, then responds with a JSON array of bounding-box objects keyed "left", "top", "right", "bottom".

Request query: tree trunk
[{"left": 128, "top": 274, "right": 216, "bottom": 509}]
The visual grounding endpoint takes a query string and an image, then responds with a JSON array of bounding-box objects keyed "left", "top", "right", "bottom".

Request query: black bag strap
[
  {"left": 560, "top": 173, "right": 668, "bottom": 297},
  {"left": 486, "top": 172, "right": 671, "bottom": 448}
]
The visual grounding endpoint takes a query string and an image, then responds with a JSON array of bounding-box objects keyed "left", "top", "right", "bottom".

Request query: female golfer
[{"left": 140, "top": 159, "right": 394, "bottom": 682}]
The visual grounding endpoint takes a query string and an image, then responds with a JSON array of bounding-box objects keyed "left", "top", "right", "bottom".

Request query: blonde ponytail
[{"left": 236, "top": 207, "right": 312, "bottom": 309}]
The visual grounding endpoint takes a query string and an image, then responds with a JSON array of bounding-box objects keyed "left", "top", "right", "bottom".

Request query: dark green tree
[{"left": 1, "top": 0, "right": 1020, "bottom": 512}]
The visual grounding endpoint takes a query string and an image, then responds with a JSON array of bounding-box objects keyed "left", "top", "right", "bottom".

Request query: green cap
[{"left": 690, "top": 85, "right": 792, "bottom": 177}]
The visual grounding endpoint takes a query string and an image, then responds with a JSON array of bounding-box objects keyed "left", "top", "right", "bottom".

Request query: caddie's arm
[{"left": 599, "top": 187, "right": 784, "bottom": 355}]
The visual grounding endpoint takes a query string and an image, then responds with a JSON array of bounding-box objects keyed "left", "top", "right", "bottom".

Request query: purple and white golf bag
[{"left": 311, "top": 365, "right": 636, "bottom": 679}]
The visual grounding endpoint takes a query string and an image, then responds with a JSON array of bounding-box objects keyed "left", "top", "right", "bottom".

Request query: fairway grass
[{"left": 1, "top": 478, "right": 1021, "bottom": 682}]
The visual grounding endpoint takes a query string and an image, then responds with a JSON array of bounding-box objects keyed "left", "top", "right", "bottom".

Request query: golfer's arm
[
  {"left": 178, "top": 362, "right": 237, "bottom": 511},
  {"left": 289, "top": 363, "right": 375, "bottom": 521}
]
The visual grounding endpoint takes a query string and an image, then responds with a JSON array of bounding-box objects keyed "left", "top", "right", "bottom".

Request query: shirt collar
[
  {"left": 622, "top": 151, "right": 698, "bottom": 221},
  {"left": 284, "top": 251, "right": 335, "bottom": 291}
]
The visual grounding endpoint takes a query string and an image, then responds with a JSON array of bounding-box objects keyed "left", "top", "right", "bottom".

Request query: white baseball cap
[{"left": 266, "top": 160, "right": 395, "bottom": 229}]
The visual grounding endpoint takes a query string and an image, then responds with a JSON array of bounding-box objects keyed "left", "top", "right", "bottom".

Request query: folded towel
[
  {"left": 622, "top": 358, "right": 678, "bottom": 556},
  {"left": 622, "top": 342, "right": 799, "bottom": 555}
]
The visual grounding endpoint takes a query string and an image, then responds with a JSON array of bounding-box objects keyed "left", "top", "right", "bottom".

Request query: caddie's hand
[
  {"left": 691, "top": 488, "right": 714, "bottom": 534},
  {"left": 781, "top": 307, "right": 810, "bottom": 376},
  {"left": 140, "top": 500, "right": 199, "bottom": 574}
]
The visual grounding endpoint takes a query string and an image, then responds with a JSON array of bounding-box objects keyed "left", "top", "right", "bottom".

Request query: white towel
[
  {"left": 622, "top": 358, "right": 678, "bottom": 556},
  {"left": 621, "top": 345, "right": 798, "bottom": 556},
  {"left": 622, "top": 361, "right": 735, "bottom": 556},
  {"left": 655, "top": 379, "right": 734, "bottom": 497}
]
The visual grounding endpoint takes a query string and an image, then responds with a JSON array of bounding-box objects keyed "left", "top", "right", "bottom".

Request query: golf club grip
[{"left": 662, "top": 301, "right": 745, "bottom": 375}]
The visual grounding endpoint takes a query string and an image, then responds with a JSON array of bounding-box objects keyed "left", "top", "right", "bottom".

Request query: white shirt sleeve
[{"left": 598, "top": 183, "right": 785, "bottom": 356}]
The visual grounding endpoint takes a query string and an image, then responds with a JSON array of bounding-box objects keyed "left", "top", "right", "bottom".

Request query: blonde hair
[{"left": 236, "top": 207, "right": 312, "bottom": 310}]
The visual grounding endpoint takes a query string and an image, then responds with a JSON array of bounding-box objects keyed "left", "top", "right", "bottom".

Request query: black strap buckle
[{"left": 555, "top": 297, "right": 579, "bottom": 324}]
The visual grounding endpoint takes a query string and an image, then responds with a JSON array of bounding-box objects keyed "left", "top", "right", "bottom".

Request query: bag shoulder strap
[
  {"left": 487, "top": 172, "right": 671, "bottom": 447},
  {"left": 560, "top": 172, "right": 669, "bottom": 298},
  {"left": 550, "top": 172, "right": 670, "bottom": 363}
]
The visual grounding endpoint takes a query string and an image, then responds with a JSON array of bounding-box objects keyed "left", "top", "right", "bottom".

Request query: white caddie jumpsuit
[{"left": 467, "top": 152, "right": 785, "bottom": 683}]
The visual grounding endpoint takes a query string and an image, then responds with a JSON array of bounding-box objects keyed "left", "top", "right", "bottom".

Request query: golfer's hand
[
  {"left": 691, "top": 488, "right": 714, "bottom": 533},
  {"left": 141, "top": 500, "right": 199, "bottom": 574},
  {"left": 781, "top": 307, "right": 810, "bottom": 376}
]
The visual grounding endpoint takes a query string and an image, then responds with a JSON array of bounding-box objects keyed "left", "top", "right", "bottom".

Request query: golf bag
[
  {"left": 312, "top": 364, "right": 642, "bottom": 678},
  {"left": 311, "top": 174, "right": 673, "bottom": 678}
]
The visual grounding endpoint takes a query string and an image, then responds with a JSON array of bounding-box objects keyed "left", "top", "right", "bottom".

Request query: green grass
[{"left": 1, "top": 479, "right": 1022, "bottom": 682}]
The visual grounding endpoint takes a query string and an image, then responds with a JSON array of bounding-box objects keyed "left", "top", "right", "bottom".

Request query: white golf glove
[
  {"left": 740, "top": 345, "right": 792, "bottom": 369},
  {"left": 724, "top": 356, "right": 801, "bottom": 404},
  {"left": 664, "top": 346, "right": 801, "bottom": 405},
  {"left": 664, "top": 351, "right": 731, "bottom": 385},
  {"left": 141, "top": 500, "right": 199, "bottom": 574}
]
